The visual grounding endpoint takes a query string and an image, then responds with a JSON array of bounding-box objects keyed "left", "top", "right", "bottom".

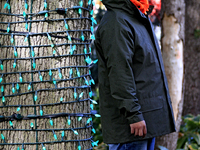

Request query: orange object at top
[{"left": 130, "top": 0, "right": 149, "bottom": 15}]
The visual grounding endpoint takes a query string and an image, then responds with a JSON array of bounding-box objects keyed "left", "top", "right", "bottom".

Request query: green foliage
[{"left": 177, "top": 114, "right": 200, "bottom": 150}]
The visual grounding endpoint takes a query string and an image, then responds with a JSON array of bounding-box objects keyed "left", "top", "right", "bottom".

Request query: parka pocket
[{"left": 139, "top": 96, "right": 164, "bottom": 113}]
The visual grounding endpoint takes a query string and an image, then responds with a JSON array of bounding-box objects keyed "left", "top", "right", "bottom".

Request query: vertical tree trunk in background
[
  {"left": 155, "top": 0, "right": 185, "bottom": 150},
  {"left": 183, "top": 1, "right": 200, "bottom": 116},
  {"left": 0, "top": 0, "right": 91, "bottom": 149}
]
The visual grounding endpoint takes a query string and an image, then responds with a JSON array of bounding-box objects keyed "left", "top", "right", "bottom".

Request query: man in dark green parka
[{"left": 94, "top": 0, "right": 176, "bottom": 149}]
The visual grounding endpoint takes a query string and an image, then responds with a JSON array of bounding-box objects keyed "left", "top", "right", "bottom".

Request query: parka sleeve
[{"left": 97, "top": 20, "right": 144, "bottom": 124}]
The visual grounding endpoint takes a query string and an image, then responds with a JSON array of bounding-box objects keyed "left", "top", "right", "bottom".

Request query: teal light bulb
[
  {"left": 79, "top": 92, "right": 83, "bottom": 98},
  {"left": 91, "top": 99, "right": 98, "bottom": 104},
  {"left": 7, "top": 27, "right": 10, "bottom": 33},
  {"left": 53, "top": 134, "right": 57, "bottom": 140},
  {"left": 24, "top": 36, "right": 28, "bottom": 42},
  {"left": 81, "top": 35, "right": 84, "bottom": 41},
  {"left": 19, "top": 76, "right": 23, "bottom": 82},
  {"left": 51, "top": 44, "right": 54, "bottom": 48},
  {"left": 53, "top": 78, "right": 56, "bottom": 85},
  {"left": 14, "top": 51, "right": 18, "bottom": 57},
  {"left": 17, "top": 147, "right": 20, "bottom": 150},
  {"left": 44, "top": 2, "right": 47, "bottom": 8},
  {"left": 1, "top": 134, "right": 4, "bottom": 140},
  {"left": 78, "top": 117, "right": 82, "bottom": 121},
  {"left": 78, "top": 9, "right": 82, "bottom": 15},
  {"left": 17, "top": 107, "right": 21, "bottom": 112},
  {"left": 49, "top": 70, "right": 52, "bottom": 76},
  {"left": 1, "top": 86, "right": 4, "bottom": 92},
  {"left": 32, "top": 62, "right": 36, "bottom": 69},
  {"left": 92, "top": 128, "right": 96, "bottom": 134},
  {"left": 31, "top": 50, "right": 35, "bottom": 57},
  {"left": 89, "top": 91, "right": 92, "bottom": 97},
  {"left": 74, "top": 92, "right": 77, "bottom": 99},
  {"left": 45, "top": 13, "right": 48, "bottom": 18},
  {"left": 0, "top": 64, "right": 3, "bottom": 70},
  {"left": 28, "top": 84, "right": 31, "bottom": 90},
  {"left": 79, "top": 1, "right": 83, "bottom": 7},
  {"left": 49, "top": 119, "right": 53, "bottom": 126},
  {"left": 67, "top": 118, "right": 71, "bottom": 125},
  {"left": 4, "top": 3, "right": 8, "bottom": 9},
  {"left": 61, "top": 131, "right": 65, "bottom": 137},
  {"left": 16, "top": 84, "right": 20, "bottom": 90},
  {"left": 78, "top": 145, "right": 81, "bottom": 150},
  {"left": 65, "top": 23, "right": 68, "bottom": 30},
  {"left": 10, "top": 37, "right": 14, "bottom": 43},
  {"left": 42, "top": 146, "right": 46, "bottom": 150},
  {"left": 25, "top": 23, "right": 28, "bottom": 30},
  {"left": 40, "top": 109, "right": 43, "bottom": 116},
  {"left": 13, "top": 62, "right": 16, "bottom": 68},
  {"left": 77, "top": 71, "right": 80, "bottom": 77},
  {"left": 30, "top": 122, "right": 34, "bottom": 128},
  {"left": 60, "top": 97, "right": 63, "bottom": 102},
  {"left": 34, "top": 95, "right": 37, "bottom": 101},
  {"left": 25, "top": 3, "right": 28, "bottom": 10},
  {"left": 90, "top": 104, "right": 93, "bottom": 110},
  {"left": 23, "top": 11, "right": 26, "bottom": 17},
  {"left": 0, "top": 77, "right": 2, "bottom": 83},
  {"left": 9, "top": 121, "right": 13, "bottom": 127},
  {"left": 72, "top": 129, "right": 78, "bottom": 135},
  {"left": 2, "top": 96, "right": 5, "bottom": 103},
  {"left": 84, "top": 48, "right": 87, "bottom": 54},
  {"left": 39, "top": 75, "right": 43, "bottom": 81},
  {"left": 53, "top": 50, "right": 56, "bottom": 55},
  {"left": 59, "top": 73, "right": 62, "bottom": 79},
  {"left": 12, "top": 87, "right": 15, "bottom": 93},
  {"left": 95, "top": 114, "right": 101, "bottom": 117}
]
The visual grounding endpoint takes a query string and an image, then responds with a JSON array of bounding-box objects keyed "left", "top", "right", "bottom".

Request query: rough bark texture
[
  {"left": 183, "top": 0, "right": 200, "bottom": 116},
  {"left": 155, "top": 0, "right": 185, "bottom": 150},
  {"left": 0, "top": 0, "right": 91, "bottom": 149}
]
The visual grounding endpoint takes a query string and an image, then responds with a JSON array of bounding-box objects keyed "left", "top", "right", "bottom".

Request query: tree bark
[
  {"left": 182, "top": 0, "right": 200, "bottom": 116},
  {"left": 155, "top": 0, "right": 185, "bottom": 150},
  {"left": 0, "top": 0, "right": 91, "bottom": 149}
]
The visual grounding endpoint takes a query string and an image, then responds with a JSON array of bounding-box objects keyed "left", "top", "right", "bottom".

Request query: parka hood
[
  {"left": 102, "top": 0, "right": 135, "bottom": 14},
  {"left": 102, "top": 0, "right": 147, "bottom": 18}
]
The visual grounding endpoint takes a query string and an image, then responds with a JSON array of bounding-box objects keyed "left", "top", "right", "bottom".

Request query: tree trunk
[
  {"left": 0, "top": 0, "right": 92, "bottom": 149},
  {"left": 155, "top": 0, "right": 185, "bottom": 150},
  {"left": 182, "top": 0, "right": 200, "bottom": 116}
]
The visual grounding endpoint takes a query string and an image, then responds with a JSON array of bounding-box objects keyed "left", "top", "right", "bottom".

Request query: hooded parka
[{"left": 94, "top": 0, "right": 176, "bottom": 144}]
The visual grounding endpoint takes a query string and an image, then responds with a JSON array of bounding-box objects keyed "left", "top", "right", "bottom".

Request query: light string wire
[{"left": 0, "top": 0, "right": 99, "bottom": 149}]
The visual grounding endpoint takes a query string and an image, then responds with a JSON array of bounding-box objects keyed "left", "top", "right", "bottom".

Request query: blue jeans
[{"left": 108, "top": 138, "right": 155, "bottom": 150}]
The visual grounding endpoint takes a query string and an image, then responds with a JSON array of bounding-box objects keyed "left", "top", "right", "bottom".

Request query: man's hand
[{"left": 130, "top": 120, "right": 147, "bottom": 138}]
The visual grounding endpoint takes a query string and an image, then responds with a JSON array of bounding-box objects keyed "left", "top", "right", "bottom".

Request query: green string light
[
  {"left": 49, "top": 118, "right": 53, "bottom": 126},
  {"left": 0, "top": 77, "right": 2, "bottom": 83},
  {"left": 40, "top": 106, "right": 43, "bottom": 116},
  {"left": 90, "top": 104, "right": 93, "bottom": 110},
  {"left": 10, "top": 34, "right": 14, "bottom": 43},
  {"left": 34, "top": 91, "right": 37, "bottom": 101},
  {"left": 31, "top": 47, "right": 35, "bottom": 57},
  {"left": 16, "top": 83, "right": 20, "bottom": 91},
  {"left": 71, "top": 129, "right": 78, "bottom": 135},
  {"left": 17, "top": 106, "right": 21, "bottom": 112},
  {"left": 89, "top": 91, "right": 92, "bottom": 98},
  {"left": 1, "top": 86, "right": 4, "bottom": 93},
  {"left": 2, "top": 96, "right": 5, "bottom": 103},
  {"left": 60, "top": 97, "right": 63, "bottom": 102},
  {"left": 28, "top": 83, "right": 31, "bottom": 90},
  {"left": 14, "top": 47, "right": 18, "bottom": 57},
  {"left": 78, "top": 142, "right": 81, "bottom": 150},
  {"left": 52, "top": 130, "right": 58, "bottom": 140},
  {"left": 58, "top": 69, "right": 62, "bottom": 79},
  {"left": 74, "top": 88, "right": 77, "bottom": 99},
  {"left": 78, "top": 117, "right": 82, "bottom": 121},
  {"left": 7, "top": 23, "right": 10, "bottom": 33},
  {"left": 67, "top": 116, "right": 71, "bottom": 125},
  {"left": 19, "top": 73, "right": 23, "bottom": 82},
  {"left": 9, "top": 121, "right": 13, "bottom": 128},
  {"left": 12, "top": 84, "right": 15, "bottom": 93},
  {"left": 30, "top": 122, "right": 34, "bottom": 128}
]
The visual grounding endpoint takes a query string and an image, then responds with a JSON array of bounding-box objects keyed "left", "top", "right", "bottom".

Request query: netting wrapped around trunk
[{"left": 0, "top": 0, "right": 98, "bottom": 149}]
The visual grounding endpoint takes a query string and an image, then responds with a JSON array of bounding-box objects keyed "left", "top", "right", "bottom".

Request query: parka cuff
[{"left": 127, "top": 113, "right": 144, "bottom": 124}]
